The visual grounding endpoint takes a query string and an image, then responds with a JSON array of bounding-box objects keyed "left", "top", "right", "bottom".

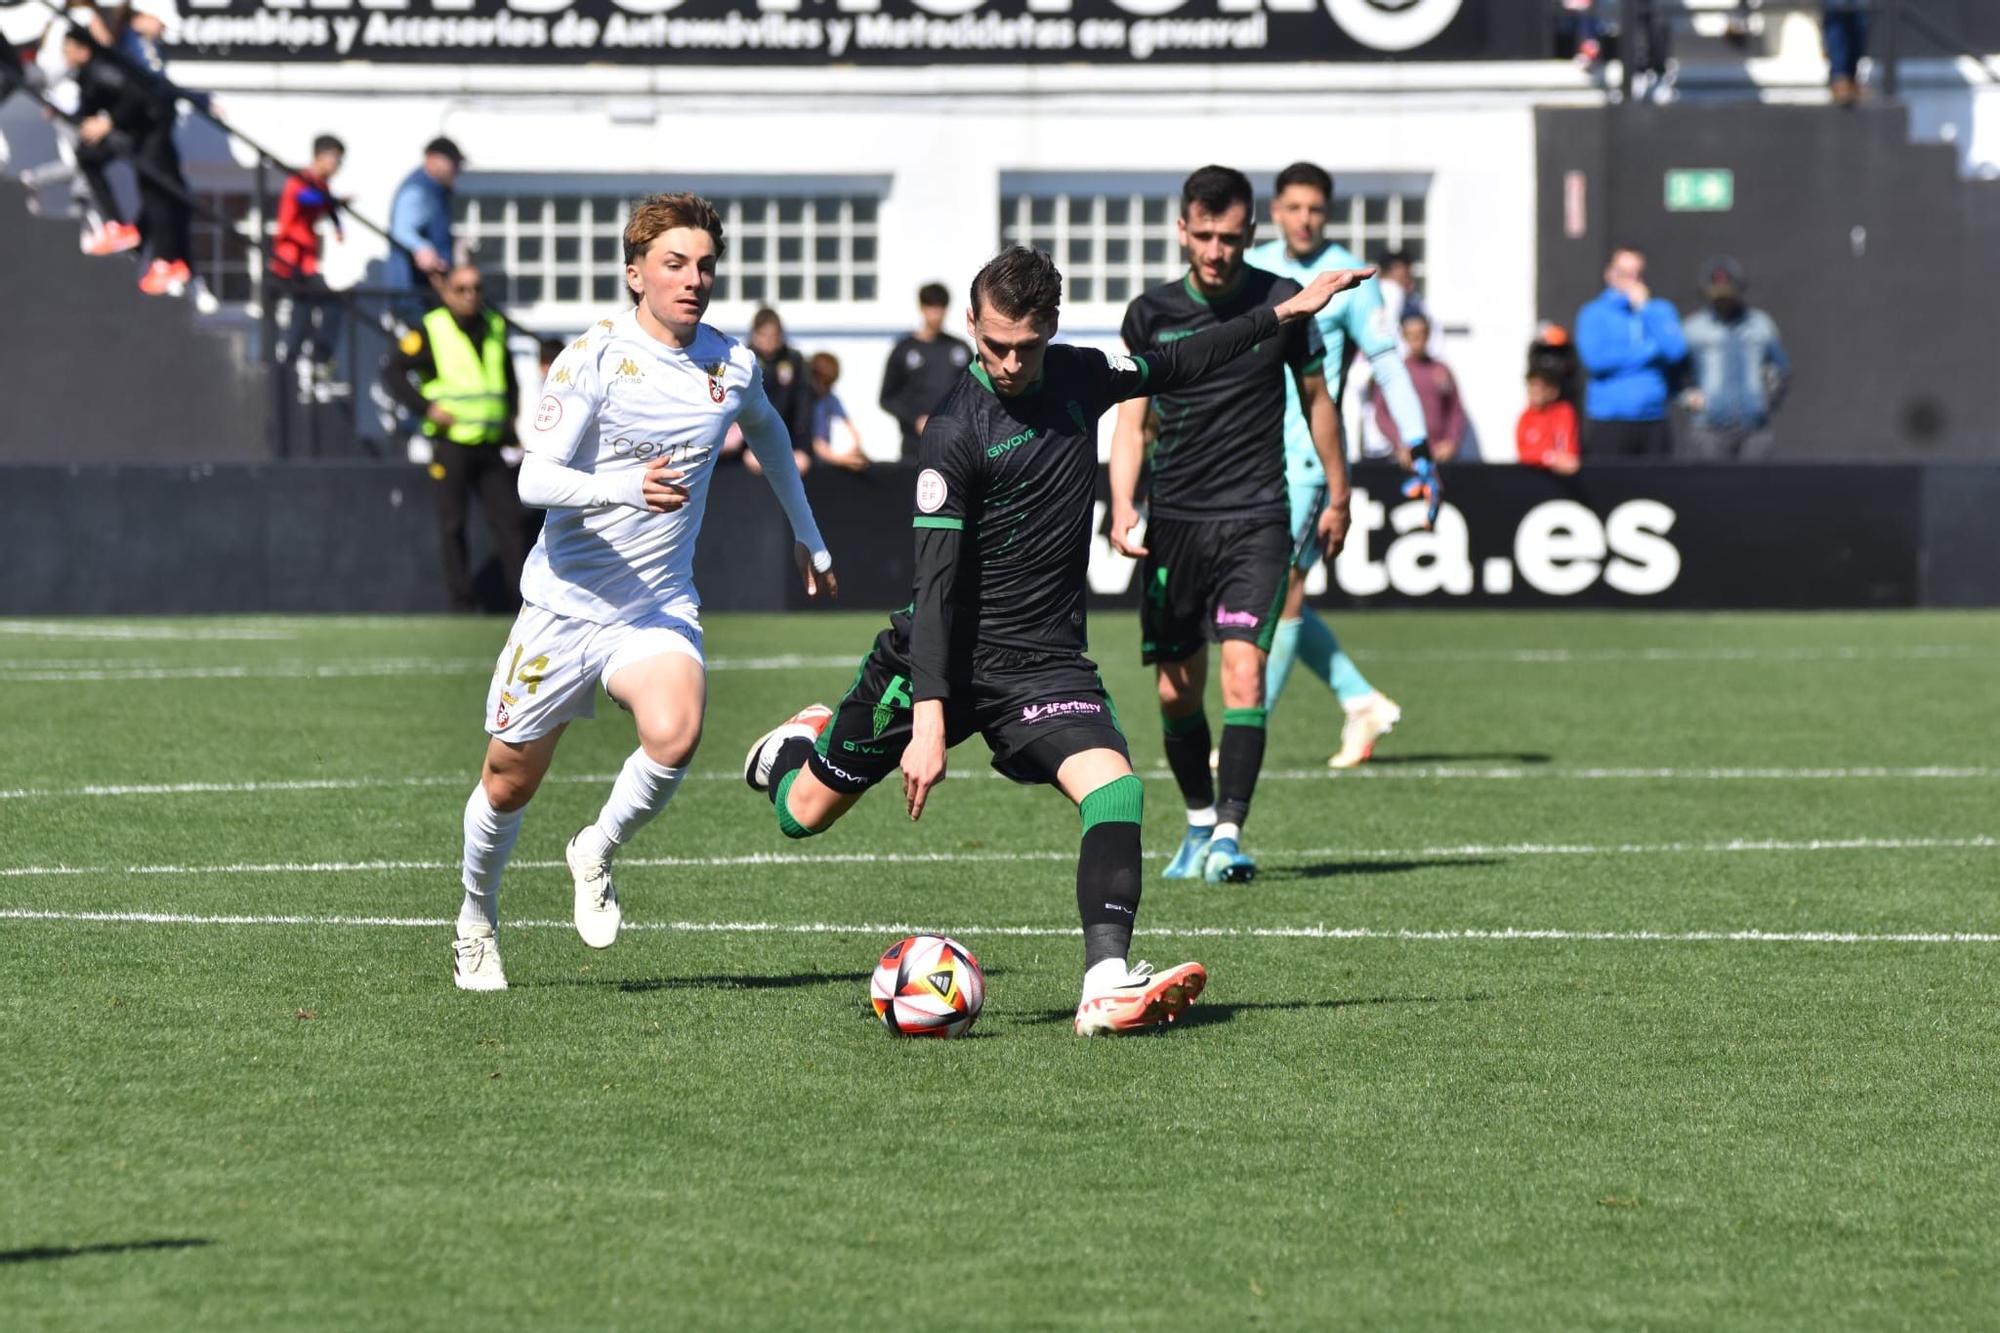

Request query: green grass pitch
[{"left": 2, "top": 609, "right": 1997, "bottom": 1328}]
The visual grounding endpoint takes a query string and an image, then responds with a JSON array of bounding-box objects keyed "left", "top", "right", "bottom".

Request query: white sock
[
  {"left": 459, "top": 785, "right": 523, "bottom": 937},
  {"left": 1186, "top": 805, "right": 1217, "bottom": 829},
  {"left": 1083, "top": 957, "right": 1130, "bottom": 997},
  {"left": 1213, "top": 821, "right": 1242, "bottom": 845},
  {"left": 587, "top": 748, "right": 687, "bottom": 852}
]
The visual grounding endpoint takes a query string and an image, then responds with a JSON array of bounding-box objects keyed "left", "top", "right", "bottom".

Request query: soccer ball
[{"left": 870, "top": 934, "right": 984, "bottom": 1038}]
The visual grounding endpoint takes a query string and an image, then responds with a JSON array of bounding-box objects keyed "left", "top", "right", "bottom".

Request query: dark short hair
[
  {"left": 969, "top": 246, "right": 1062, "bottom": 325},
  {"left": 313, "top": 134, "right": 345, "bottom": 158},
  {"left": 1401, "top": 310, "right": 1431, "bottom": 332},
  {"left": 423, "top": 136, "right": 464, "bottom": 165},
  {"left": 750, "top": 307, "right": 783, "bottom": 334},
  {"left": 917, "top": 282, "right": 949, "bottom": 309},
  {"left": 538, "top": 337, "right": 565, "bottom": 364},
  {"left": 1181, "top": 165, "right": 1254, "bottom": 220},
  {"left": 1379, "top": 248, "right": 1415, "bottom": 271},
  {"left": 1274, "top": 162, "right": 1333, "bottom": 200}
]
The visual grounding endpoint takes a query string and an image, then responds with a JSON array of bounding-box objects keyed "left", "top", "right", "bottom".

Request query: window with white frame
[
  {"left": 190, "top": 190, "right": 265, "bottom": 305},
  {"left": 453, "top": 182, "right": 883, "bottom": 317},
  {"left": 998, "top": 172, "right": 1431, "bottom": 308}
]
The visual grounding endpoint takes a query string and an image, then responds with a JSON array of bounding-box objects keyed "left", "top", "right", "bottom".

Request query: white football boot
[
  {"left": 742, "top": 702, "right": 834, "bottom": 792},
  {"left": 451, "top": 929, "right": 508, "bottom": 992},
  {"left": 1074, "top": 960, "right": 1207, "bottom": 1036},
  {"left": 1330, "top": 692, "right": 1402, "bottom": 770},
  {"left": 566, "top": 831, "right": 622, "bottom": 949}
]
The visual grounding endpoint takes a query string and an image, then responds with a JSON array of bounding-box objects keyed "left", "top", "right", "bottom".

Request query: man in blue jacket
[
  {"left": 388, "top": 136, "right": 461, "bottom": 322},
  {"left": 1575, "top": 246, "right": 1687, "bottom": 458}
]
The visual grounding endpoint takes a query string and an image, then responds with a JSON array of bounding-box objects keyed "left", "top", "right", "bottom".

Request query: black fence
[{"left": 4, "top": 461, "right": 1996, "bottom": 615}]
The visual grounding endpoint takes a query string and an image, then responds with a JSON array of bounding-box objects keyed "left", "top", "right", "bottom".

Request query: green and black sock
[
  {"left": 1215, "top": 705, "right": 1267, "bottom": 832},
  {"left": 1160, "top": 709, "right": 1215, "bottom": 815},
  {"left": 1076, "top": 775, "right": 1144, "bottom": 968}
]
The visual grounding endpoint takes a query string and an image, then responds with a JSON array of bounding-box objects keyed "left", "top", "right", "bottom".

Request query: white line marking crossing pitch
[
  {"left": 1, "top": 835, "right": 1992, "bottom": 880},
  {"left": 0, "top": 620, "right": 297, "bottom": 642},
  {"left": 0, "top": 908, "right": 1994, "bottom": 946},
  {"left": 4, "top": 766, "right": 1997, "bottom": 803}
]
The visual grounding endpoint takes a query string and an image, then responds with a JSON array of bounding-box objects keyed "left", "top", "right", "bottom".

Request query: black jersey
[
  {"left": 1120, "top": 268, "right": 1324, "bottom": 522},
  {"left": 898, "top": 302, "right": 1287, "bottom": 703}
]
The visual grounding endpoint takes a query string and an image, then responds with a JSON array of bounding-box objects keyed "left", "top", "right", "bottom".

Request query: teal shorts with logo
[{"left": 1288, "top": 479, "right": 1331, "bottom": 574}]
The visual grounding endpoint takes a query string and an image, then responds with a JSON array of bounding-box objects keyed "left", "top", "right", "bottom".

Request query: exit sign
[{"left": 1665, "top": 169, "right": 1735, "bottom": 212}]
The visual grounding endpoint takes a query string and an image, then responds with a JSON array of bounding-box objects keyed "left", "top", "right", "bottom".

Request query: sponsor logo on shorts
[
  {"left": 534, "top": 395, "right": 562, "bottom": 432},
  {"left": 816, "top": 757, "right": 863, "bottom": 785},
  {"left": 841, "top": 740, "right": 888, "bottom": 756},
  {"left": 1021, "top": 699, "right": 1104, "bottom": 724},
  {"left": 916, "top": 469, "right": 948, "bottom": 514},
  {"left": 1215, "top": 606, "right": 1261, "bottom": 629}
]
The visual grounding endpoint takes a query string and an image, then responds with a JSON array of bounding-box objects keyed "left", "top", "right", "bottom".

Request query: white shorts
[{"left": 483, "top": 601, "right": 705, "bottom": 742}]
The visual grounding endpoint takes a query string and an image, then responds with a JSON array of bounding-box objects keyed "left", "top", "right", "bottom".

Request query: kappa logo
[
  {"left": 570, "top": 335, "right": 591, "bottom": 352},
  {"left": 550, "top": 366, "right": 573, "bottom": 387},
  {"left": 1021, "top": 699, "right": 1104, "bottom": 724},
  {"left": 597, "top": 319, "right": 615, "bottom": 331},
  {"left": 613, "top": 358, "right": 644, "bottom": 383}
]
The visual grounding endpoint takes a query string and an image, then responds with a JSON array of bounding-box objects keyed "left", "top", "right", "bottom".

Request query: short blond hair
[{"left": 623, "top": 193, "right": 727, "bottom": 301}]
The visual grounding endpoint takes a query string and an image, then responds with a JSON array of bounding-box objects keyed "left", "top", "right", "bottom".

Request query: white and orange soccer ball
[{"left": 870, "top": 934, "right": 984, "bottom": 1038}]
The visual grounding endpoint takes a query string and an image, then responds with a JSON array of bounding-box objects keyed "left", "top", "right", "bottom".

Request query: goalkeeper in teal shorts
[{"left": 1246, "top": 162, "right": 1437, "bottom": 767}]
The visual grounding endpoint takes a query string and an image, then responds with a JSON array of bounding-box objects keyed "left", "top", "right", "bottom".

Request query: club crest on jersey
[
  {"left": 705, "top": 361, "right": 727, "bottom": 404},
  {"left": 494, "top": 698, "right": 511, "bottom": 729}
]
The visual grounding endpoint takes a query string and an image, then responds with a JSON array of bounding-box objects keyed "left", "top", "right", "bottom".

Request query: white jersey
[{"left": 521, "top": 308, "right": 777, "bottom": 625}]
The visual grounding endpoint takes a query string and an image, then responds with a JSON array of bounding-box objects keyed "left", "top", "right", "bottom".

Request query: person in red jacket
[
  {"left": 272, "top": 134, "right": 347, "bottom": 400},
  {"left": 1516, "top": 359, "right": 1580, "bottom": 475}
]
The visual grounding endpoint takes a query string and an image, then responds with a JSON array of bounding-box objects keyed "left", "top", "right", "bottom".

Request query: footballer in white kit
[{"left": 450, "top": 192, "right": 836, "bottom": 992}]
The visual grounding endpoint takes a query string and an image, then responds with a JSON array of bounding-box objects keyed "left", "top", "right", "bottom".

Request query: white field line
[
  {"left": 2, "top": 835, "right": 1993, "bottom": 880},
  {"left": 4, "top": 765, "right": 1998, "bottom": 803},
  {"left": 0, "top": 908, "right": 1994, "bottom": 946},
  {"left": 0, "top": 621, "right": 296, "bottom": 642},
  {"left": 7, "top": 644, "right": 1987, "bottom": 683}
]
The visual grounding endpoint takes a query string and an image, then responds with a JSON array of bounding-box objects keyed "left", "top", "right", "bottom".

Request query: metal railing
[
  {"left": 1606, "top": 0, "right": 2000, "bottom": 102},
  {"left": 13, "top": 0, "right": 541, "bottom": 458}
]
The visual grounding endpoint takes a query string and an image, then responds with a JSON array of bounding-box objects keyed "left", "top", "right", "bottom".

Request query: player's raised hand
[
  {"left": 639, "top": 459, "right": 690, "bottom": 513},
  {"left": 1108, "top": 502, "right": 1148, "bottom": 558},
  {"left": 795, "top": 543, "right": 838, "bottom": 600},
  {"left": 1275, "top": 267, "right": 1377, "bottom": 323},
  {"left": 902, "top": 702, "right": 948, "bottom": 821}
]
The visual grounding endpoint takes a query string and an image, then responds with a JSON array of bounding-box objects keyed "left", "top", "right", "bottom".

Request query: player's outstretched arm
[
  {"left": 741, "top": 376, "right": 836, "bottom": 598},
  {"left": 1113, "top": 268, "right": 1376, "bottom": 402},
  {"left": 1107, "top": 398, "right": 1150, "bottom": 558}
]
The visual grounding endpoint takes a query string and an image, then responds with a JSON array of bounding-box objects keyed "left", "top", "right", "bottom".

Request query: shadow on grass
[
  {"left": 0, "top": 1238, "right": 213, "bottom": 1266},
  {"left": 1277, "top": 857, "right": 1502, "bottom": 880},
  {"left": 526, "top": 967, "right": 1008, "bottom": 994},
  {"left": 1362, "top": 752, "right": 1553, "bottom": 766},
  {"left": 1017, "top": 992, "right": 1490, "bottom": 1030}
]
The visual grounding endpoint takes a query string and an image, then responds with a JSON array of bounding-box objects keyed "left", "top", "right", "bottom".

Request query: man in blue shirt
[
  {"left": 1575, "top": 246, "right": 1687, "bottom": 457},
  {"left": 1245, "top": 162, "right": 1431, "bottom": 769},
  {"left": 388, "top": 136, "right": 461, "bottom": 322},
  {"left": 1680, "top": 256, "right": 1791, "bottom": 460}
]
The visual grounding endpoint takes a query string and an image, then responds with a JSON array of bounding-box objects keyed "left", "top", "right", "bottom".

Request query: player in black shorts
[
  {"left": 741, "top": 246, "right": 1367, "bottom": 1035},
  {"left": 1109, "top": 165, "right": 1354, "bottom": 886}
]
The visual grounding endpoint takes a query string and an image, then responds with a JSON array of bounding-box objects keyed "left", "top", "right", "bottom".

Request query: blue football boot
[
  {"left": 1202, "top": 837, "right": 1257, "bottom": 884},
  {"left": 1161, "top": 824, "right": 1213, "bottom": 880}
]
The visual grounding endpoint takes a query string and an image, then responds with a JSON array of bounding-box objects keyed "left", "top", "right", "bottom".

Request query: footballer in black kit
[
  {"left": 1110, "top": 165, "right": 1355, "bottom": 888},
  {"left": 741, "top": 245, "right": 1368, "bottom": 1036}
]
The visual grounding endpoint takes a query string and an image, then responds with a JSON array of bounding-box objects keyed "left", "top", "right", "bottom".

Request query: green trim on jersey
[
  {"left": 912, "top": 516, "right": 965, "bottom": 531},
  {"left": 1182, "top": 267, "right": 1249, "bottom": 307},
  {"left": 968, "top": 358, "right": 1044, "bottom": 398}
]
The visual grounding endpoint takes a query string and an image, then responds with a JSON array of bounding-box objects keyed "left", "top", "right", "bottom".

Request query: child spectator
[
  {"left": 808, "top": 351, "right": 868, "bottom": 472},
  {"left": 272, "top": 134, "right": 348, "bottom": 401},
  {"left": 1517, "top": 358, "right": 1580, "bottom": 475}
]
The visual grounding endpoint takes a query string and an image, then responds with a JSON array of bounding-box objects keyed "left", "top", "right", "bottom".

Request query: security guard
[{"left": 382, "top": 263, "right": 530, "bottom": 611}]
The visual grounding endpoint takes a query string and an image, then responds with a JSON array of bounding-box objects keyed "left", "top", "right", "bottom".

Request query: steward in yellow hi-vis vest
[{"left": 380, "top": 264, "right": 532, "bottom": 611}]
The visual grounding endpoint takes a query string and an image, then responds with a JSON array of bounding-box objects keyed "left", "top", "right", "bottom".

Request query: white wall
[{"left": 142, "top": 61, "right": 1575, "bottom": 459}]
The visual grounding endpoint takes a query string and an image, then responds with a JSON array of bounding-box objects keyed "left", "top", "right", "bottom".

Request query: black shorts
[
  {"left": 1139, "top": 514, "right": 1292, "bottom": 664},
  {"left": 806, "top": 627, "right": 1130, "bottom": 794}
]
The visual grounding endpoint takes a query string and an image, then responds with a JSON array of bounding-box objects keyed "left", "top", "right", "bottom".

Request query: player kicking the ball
[
  {"left": 741, "top": 246, "right": 1368, "bottom": 1034},
  {"left": 451, "top": 193, "right": 835, "bottom": 992}
]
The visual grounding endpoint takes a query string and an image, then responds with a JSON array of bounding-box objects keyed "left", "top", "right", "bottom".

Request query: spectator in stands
[
  {"left": 536, "top": 336, "right": 565, "bottom": 386},
  {"left": 745, "top": 307, "right": 814, "bottom": 475},
  {"left": 809, "top": 351, "right": 868, "bottom": 472},
  {"left": 380, "top": 262, "right": 529, "bottom": 612},
  {"left": 878, "top": 281, "right": 971, "bottom": 458},
  {"left": 1575, "top": 245, "right": 1686, "bottom": 458},
  {"left": 272, "top": 133, "right": 348, "bottom": 403},
  {"left": 387, "top": 136, "right": 461, "bottom": 323},
  {"left": 66, "top": 15, "right": 194, "bottom": 298},
  {"left": 1517, "top": 357, "right": 1581, "bottom": 475},
  {"left": 20, "top": 10, "right": 129, "bottom": 254},
  {"left": 1822, "top": 1, "right": 1868, "bottom": 106},
  {"left": 1375, "top": 250, "right": 1427, "bottom": 342},
  {"left": 1680, "top": 256, "right": 1791, "bottom": 460},
  {"left": 1370, "top": 312, "right": 1472, "bottom": 464}
]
